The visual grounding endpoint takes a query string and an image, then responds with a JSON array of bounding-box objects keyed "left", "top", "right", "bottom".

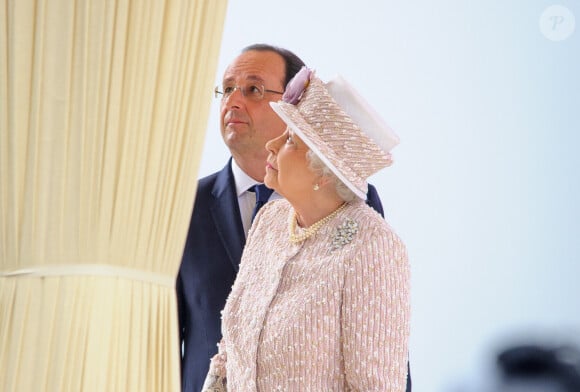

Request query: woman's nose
[
  {"left": 266, "top": 132, "right": 284, "bottom": 152},
  {"left": 265, "top": 138, "right": 276, "bottom": 153}
]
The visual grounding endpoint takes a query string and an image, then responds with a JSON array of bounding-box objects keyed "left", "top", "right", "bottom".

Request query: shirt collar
[{"left": 231, "top": 159, "right": 260, "bottom": 197}]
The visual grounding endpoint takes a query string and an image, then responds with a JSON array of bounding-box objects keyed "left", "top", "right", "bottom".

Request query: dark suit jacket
[{"left": 177, "top": 159, "right": 410, "bottom": 392}]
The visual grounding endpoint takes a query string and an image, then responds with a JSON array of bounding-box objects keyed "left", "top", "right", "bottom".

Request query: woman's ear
[{"left": 317, "top": 175, "right": 333, "bottom": 188}]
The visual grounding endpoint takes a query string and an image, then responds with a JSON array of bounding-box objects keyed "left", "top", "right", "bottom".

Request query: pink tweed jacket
[{"left": 204, "top": 198, "right": 410, "bottom": 391}]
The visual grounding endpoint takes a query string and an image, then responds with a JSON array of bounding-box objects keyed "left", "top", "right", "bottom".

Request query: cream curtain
[{"left": 0, "top": 0, "right": 228, "bottom": 390}]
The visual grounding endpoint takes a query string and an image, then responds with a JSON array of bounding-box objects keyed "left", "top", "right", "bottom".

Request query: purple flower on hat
[{"left": 282, "top": 66, "right": 312, "bottom": 104}]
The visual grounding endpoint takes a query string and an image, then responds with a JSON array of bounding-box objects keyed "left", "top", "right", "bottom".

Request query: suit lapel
[{"left": 210, "top": 161, "right": 246, "bottom": 272}]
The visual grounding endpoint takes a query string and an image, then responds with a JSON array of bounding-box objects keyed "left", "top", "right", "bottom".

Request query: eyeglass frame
[{"left": 214, "top": 83, "right": 284, "bottom": 101}]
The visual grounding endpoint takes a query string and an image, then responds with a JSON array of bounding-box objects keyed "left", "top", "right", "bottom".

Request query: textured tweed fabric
[{"left": 206, "top": 198, "right": 410, "bottom": 391}]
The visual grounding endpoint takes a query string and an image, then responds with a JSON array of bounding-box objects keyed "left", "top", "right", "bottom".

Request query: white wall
[{"left": 198, "top": 1, "right": 580, "bottom": 390}]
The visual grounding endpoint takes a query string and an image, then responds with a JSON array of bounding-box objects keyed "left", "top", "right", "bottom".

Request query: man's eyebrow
[
  {"left": 242, "top": 75, "right": 266, "bottom": 84},
  {"left": 223, "top": 75, "right": 265, "bottom": 84}
]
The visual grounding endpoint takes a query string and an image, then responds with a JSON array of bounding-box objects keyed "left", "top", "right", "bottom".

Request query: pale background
[{"left": 197, "top": 1, "right": 580, "bottom": 390}]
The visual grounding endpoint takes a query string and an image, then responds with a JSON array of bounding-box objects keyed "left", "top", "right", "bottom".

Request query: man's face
[{"left": 219, "top": 50, "right": 287, "bottom": 164}]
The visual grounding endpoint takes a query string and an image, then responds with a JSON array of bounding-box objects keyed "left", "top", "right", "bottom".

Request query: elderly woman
[{"left": 203, "top": 67, "right": 410, "bottom": 391}]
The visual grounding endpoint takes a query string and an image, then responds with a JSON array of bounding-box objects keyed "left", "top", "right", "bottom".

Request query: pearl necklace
[{"left": 289, "top": 203, "right": 347, "bottom": 244}]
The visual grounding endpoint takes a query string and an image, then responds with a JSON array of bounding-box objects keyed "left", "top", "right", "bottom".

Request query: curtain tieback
[{"left": 0, "top": 264, "right": 174, "bottom": 287}]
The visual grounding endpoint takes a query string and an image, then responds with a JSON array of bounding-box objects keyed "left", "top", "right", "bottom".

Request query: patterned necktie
[{"left": 249, "top": 184, "right": 274, "bottom": 223}]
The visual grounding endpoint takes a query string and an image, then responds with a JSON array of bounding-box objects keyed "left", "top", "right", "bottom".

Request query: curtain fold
[{"left": 0, "top": 0, "right": 228, "bottom": 390}]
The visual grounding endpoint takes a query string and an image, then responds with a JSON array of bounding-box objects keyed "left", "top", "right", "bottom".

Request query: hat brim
[{"left": 270, "top": 101, "right": 368, "bottom": 199}]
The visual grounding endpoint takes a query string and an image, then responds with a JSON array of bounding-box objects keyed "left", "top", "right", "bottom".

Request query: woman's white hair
[{"left": 306, "top": 150, "right": 357, "bottom": 203}]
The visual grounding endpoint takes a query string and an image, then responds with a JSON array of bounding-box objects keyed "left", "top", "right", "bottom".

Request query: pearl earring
[{"left": 313, "top": 184, "right": 320, "bottom": 191}]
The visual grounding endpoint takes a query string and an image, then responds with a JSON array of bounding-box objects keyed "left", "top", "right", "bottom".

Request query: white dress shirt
[{"left": 231, "top": 159, "right": 280, "bottom": 236}]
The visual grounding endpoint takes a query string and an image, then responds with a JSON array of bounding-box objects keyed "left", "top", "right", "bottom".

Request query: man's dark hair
[{"left": 242, "top": 43, "right": 306, "bottom": 88}]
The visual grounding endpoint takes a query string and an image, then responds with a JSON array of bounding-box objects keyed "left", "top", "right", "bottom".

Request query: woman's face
[{"left": 264, "top": 128, "right": 317, "bottom": 201}]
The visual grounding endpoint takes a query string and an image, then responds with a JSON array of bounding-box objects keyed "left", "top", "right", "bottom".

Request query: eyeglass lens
[{"left": 217, "top": 83, "right": 265, "bottom": 100}]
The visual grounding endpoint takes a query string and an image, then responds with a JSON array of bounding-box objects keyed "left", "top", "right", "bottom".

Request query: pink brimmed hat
[{"left": 270, "top": 67, "right": 399, "bottom": 199}]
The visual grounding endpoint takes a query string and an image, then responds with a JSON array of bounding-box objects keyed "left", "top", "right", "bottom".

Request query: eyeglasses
[{"left": 214, "top": 83, "right": 284, "bottom": 101}]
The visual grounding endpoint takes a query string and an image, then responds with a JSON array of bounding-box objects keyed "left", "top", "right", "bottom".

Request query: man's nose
[{"left": 223, "top": 89, "right": 244, "bottom": 108}]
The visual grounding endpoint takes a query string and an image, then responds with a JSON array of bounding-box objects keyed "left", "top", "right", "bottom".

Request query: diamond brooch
[{"left": 330, "top": 218, "right": 359, "bottom": 250}]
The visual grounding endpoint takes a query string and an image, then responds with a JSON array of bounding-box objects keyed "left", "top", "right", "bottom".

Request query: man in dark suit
[{"left": 177, "top": 43, "right": 409, "bottom": 392}]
